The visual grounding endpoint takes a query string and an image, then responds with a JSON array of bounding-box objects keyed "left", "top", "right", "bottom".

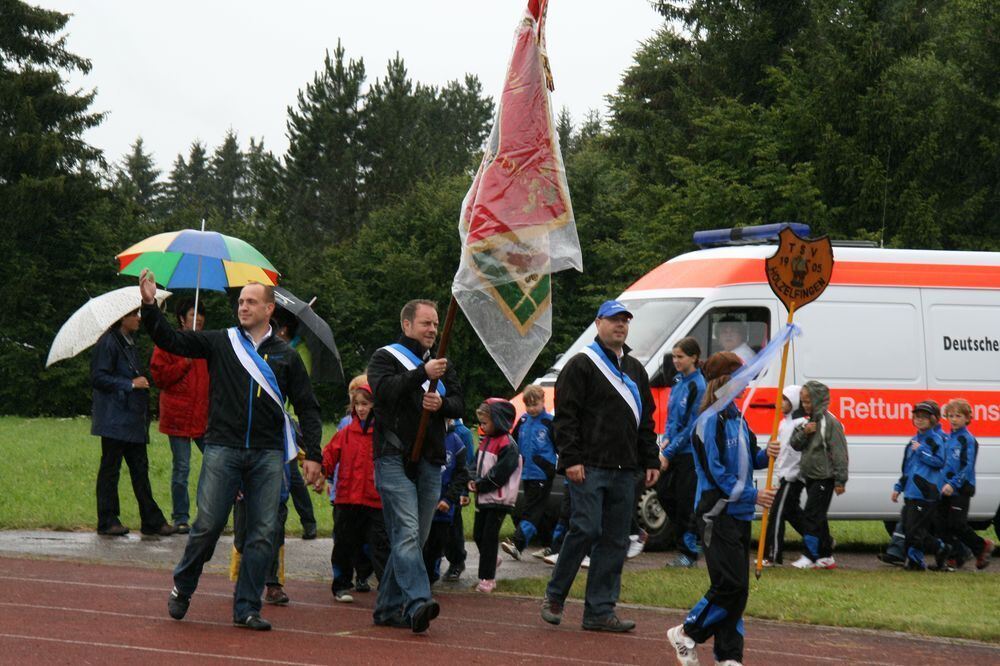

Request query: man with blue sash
[
  {"left": 139, "top": 270, "right": 323, "bottom": 631},
  {"left": 541, "top": 300, "right": 660, "bottom": 632},
  {"left": 367, "top": 299, "right": 465, "bottom": 633}
]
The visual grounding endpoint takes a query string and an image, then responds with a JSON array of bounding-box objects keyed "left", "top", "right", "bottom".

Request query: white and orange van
[{"left": 521, "top": 227, "right": 1000, "bottom": 546}]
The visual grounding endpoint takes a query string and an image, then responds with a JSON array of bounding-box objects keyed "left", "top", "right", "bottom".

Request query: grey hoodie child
[{"left": 789, "top": 381, "right": 849, "bottom": 487}]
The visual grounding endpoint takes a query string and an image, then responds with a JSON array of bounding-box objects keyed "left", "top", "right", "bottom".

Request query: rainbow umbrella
[{"left": 116, "top": 229, "right": 279, "bottom": 290}]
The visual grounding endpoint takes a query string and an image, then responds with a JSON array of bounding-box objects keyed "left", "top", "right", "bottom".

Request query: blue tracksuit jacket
[
  {"left": 692, "top": 404, "right": 769, "bottom": 521},
  {"left": 894, "top": 426, "right": 946, "bottom": 501},
  {"left": 511, "top": 411, "right": 556, "bottom": 481},
  {"left": 662, "top": 369, "right": 706, "bottom": 460},
  {"left": 943, "top": 426, "right": 978, "bottom": 493}
]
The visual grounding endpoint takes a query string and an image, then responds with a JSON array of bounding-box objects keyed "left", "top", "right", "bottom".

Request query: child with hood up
[
  {"left": 762, "top": 384, "right": 808, "bottom": 566},
  {"left": 468, "top": 398, "right": 523, "bottom": 593},
  {"left": 789, "top": 381, "right": 848, "bottom": 569}
]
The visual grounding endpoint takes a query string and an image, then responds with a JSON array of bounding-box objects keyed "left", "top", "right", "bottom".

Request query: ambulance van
[{"left": 527, "top": 226, "right": 1000, "bottom": 547}]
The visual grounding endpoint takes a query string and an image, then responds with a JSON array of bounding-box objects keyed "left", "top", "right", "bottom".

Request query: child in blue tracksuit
[
  {"left": 659, "top": 337, "right": 706, "bottom": 568},
  {"left": 423, "top": 423, "right": 470, "bottom": 584},
  {"left": 892, "top": 400, "right": 947, "bottom": 571},
  {"left": 668, "top": 352, "right": 774, "bottom": 666},
  {"left": 503, "top": 385, "right": 557, "bottom": 560},
  {"left": 939, "top": 398, "right": 993, "bottom": 569}
]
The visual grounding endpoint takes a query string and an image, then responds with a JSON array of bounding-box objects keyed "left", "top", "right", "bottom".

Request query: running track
[{"left": 1, "top": 556, "right": 997, "bottom": 665}]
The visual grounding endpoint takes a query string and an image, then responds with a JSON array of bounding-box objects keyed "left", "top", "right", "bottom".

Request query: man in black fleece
[
  {"left": 139, "top": 270, "right": 323, "bottom": 631},
  {"left": 541, "top": 300, "right": 660, "bottom": 632}
]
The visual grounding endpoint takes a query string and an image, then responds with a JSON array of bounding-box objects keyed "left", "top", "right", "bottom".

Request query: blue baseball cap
[{"left": 596, "top": 300, "right": 633, "bottom": 319}]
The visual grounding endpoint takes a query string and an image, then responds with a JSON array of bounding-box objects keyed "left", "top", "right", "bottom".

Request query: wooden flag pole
[
  {"left": 755, "top": 301, "right": 796, "bottom": 580},
  {"left": 410, "top": 296, "right": 460, "bottom": 463}
]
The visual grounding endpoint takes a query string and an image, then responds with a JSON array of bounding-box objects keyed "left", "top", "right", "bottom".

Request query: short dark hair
[
  {"left": 400, "top": 299, "right": 437, "bottom": 327},
  {"left": 245, "top": 282, "right": 275, "bottom": 303},
  {"left": 174, "top": 298, "right": 205, "bottom": 325}
]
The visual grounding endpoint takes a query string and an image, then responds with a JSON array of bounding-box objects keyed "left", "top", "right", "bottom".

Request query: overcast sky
[{"left": 35, "top": 0, "right": 664, "bottom": 172}]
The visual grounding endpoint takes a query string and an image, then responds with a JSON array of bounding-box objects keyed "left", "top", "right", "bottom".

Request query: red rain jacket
[
  {"left": 150, "top": 346, "right": 209, "bottom": 438},
  {"left": 322, "top": 414, "right": 382, "bottom": 509}
]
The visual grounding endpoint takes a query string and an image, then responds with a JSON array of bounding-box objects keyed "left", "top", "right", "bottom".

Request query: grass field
[
  {"left": 2, "top": 416, "right": 998, "bottom": 642},
  {"left": 501, "top": 564, "right": 1000, "bottom": 643}
]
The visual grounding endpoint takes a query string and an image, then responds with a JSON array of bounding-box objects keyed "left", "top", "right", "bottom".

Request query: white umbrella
[{"left": 46, "top": 286, "right": 171, "bottom": 367}]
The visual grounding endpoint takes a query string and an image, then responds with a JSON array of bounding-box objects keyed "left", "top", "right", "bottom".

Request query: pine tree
[
  {"left": 284, "top": 41, "right": 366, "bottom": 237},
  {"left": 115, "top": 137, "right": 162, "bottom": 217},
  {"left": 210, "top": 130, "right": 248, "bottom": 222}
]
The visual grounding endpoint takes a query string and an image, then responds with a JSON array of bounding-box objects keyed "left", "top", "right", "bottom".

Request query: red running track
[{"left": 0, "top": 556, "right": 997, "bottom": 665}]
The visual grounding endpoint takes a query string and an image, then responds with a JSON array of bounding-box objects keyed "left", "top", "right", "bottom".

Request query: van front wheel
[{"left": 636, "top": 487, "right": 672, "bottom": 551}]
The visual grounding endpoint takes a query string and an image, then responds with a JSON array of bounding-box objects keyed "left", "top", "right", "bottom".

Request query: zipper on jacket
[{"left": 245, "top": 377, "right": 254, "bottom": 449}]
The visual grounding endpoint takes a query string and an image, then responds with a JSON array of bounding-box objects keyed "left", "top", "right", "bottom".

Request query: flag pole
[
  {"left": 755, "top": 301, "right": 796, "bottom": 579},
  {"left": 410, "top": 295, "right": 460, "bottom": 463}
]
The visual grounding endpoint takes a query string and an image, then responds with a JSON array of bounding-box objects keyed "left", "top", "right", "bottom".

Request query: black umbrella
[{"left": 273, "top": 286, "right": 344, "bottom": 385}]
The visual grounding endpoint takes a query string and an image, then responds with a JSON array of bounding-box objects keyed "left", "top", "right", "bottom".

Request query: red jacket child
[
  {"left": 150, "top": 346, "right": 209, "bottom": 439},
  {"left": 322, "top": 402, "right": 381, "bottom": 509}
]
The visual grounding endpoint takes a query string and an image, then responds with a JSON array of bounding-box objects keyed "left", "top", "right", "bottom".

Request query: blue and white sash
[
  {"left": 581, "top": 342, "right": 641, "bottom": 426},
  {"left": 381, "top": 343, "right": 446, "bottom": 396},
  {"left": 228, "top": 328, "right": 298, "bottom": 462}
]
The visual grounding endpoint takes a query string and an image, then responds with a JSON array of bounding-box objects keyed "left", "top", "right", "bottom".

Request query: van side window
[{"left": 687, "top": 307, "right": 771, "bottom": 365}]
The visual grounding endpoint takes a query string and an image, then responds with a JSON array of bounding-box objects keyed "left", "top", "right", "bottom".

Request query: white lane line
[
  {"left": 0, "top": 632, "right": 321, "bottom": 665},
  {"left": 0, "top": 602, "right": 616, "bottom": 665},
  {"left": 1, "top": 574, "right": 983, "bottom": 664}
]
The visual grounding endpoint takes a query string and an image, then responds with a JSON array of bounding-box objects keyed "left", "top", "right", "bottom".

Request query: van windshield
[{"left": 549, "top": 298, "right": 700, "bottom": 374}]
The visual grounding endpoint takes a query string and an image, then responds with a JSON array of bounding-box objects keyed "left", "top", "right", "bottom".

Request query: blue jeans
[
  {"left": 545, "top": 467, "right": 637, "bottom": 621},
  {"left": 373, "top": 455, "right": 440, "bottom": 622},
  {"left": 168, "top": 436, "right": 204, "bottom": 524},
  {"left": 173, "top": 444, "right": 283, "bottom": 620}
]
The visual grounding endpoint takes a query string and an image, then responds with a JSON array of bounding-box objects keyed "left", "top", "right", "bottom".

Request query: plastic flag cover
[{"left": 452, "top": 0, "right": 582, "bottom": 388}]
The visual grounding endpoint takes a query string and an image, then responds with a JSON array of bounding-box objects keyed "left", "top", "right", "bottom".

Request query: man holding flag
[
  {"left": 139, "top": 270, "right": 323, "bottom": 631},
  {"left": 367, "top": 299, "right": 465, "bottom": 633}
]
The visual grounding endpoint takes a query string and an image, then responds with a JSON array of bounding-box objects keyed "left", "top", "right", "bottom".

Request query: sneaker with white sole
[
  {"left": 815, "top": 556, "right": 837, "bottom": 569},
  {"left": 626, "top": 532, "right": 647, "bottom": 559},
  {"left": 581, "top": 555, "right": 591, "bottom": 569},
  {"left": 715, "top": 660, "right": 743, "bottom": 665},
  {"left": 668, "top": 553, "right": 696, "bottom": 568},
  {"left": 667, "top": 624, "right": 700, "bottom": 665},
  {"left": 791, "top": 555, "right": 817, "bottom": 569},
  {"left": 475, "top": 579, "right": 496, "bottom": 593},
  {"left": 501, "top": 539, "right": 522, "bottom": 561},
  {"left": 334, "top": 589, "right": 354, "bottom": 603},
  {"left": 543, "top": 552, "right": 559, "bottom": 565},
  {"left": 532, "top": 547, "right": 552, "bottom": 560}
]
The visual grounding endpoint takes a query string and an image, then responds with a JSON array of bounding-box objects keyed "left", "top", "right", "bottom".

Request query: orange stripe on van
[{"left": 628, "top": 258, "right": 1000, "bottom": 291}]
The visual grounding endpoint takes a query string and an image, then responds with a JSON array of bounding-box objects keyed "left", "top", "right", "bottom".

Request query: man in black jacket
[
  {"left": 139, "top": 270, "right": 323, "bottom": 631},
  {"left": 367, "top": 299, "right": 464, "bottom": 633},
  {"left": 541, "top": 300, "right": 659, "bottom": 632}
]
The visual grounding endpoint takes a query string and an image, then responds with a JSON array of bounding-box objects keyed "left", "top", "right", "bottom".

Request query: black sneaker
[
  {"left": 442, "top": 564, "right": 465, "bottom": 582},
  {"left": 167, "top": 587, "right": 190, "bottom": 620},
  {"left": 410, "top": 599, "right": 440, "bottom": 633},
  {"left": 540, "top": 597, "right": 563, "bottom": 625},
  {"left": 374, "top": 611, "right": 409, "bottom": 629},
  {"left": 98, "top": 524, "right": 129, "bottom": 536},
  {"left": 582, "top": 614, "right": 636, "bottom": 633},
  {"left": 302, "top": 524, "right": 318, "bottom": 540},
  {"left": 877, "top": 552, "right": 905, "bottom": 567},
  {"left": 234, "top": 614, "right": 272, "bottom": 631},
  {"left": 354, "top": 578, "right": 371, "bottom": 593}
]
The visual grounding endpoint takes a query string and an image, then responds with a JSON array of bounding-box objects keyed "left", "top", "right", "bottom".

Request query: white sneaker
[
  {"left": 626, "top": 533, "right": 646, "bottom": 559},
  {"left": 715, "top": 661, "right": 742, "bottom": 665},
  {"left": 815, "top": 556, "right": 837, "bottom": 569},
  {"left": 791, "top": 555, "right": 817, "bottom": 569},
  {"left": 581, "top": 556, "right": 591, "bottom": 569},
  {"left": 543, "top": 552, "right": 559, "bottom": 565},
  {"left": 531, "top": 547, "right": 552, "bottom": 560},
  {"left": 667, "top": 625, "right": 700, "bottom": 665}
]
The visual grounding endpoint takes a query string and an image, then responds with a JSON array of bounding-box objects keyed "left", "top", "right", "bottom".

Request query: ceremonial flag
[{"left": 452, "top": 0, "right": 582, "bottom": 388}]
